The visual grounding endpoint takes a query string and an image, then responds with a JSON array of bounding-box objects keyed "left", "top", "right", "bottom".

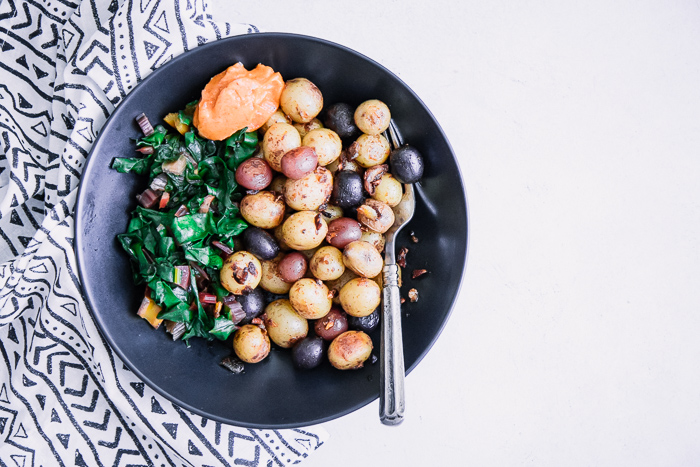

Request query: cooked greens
[{"left": 112, "top": 110, "right": 257, "bottom": 344}]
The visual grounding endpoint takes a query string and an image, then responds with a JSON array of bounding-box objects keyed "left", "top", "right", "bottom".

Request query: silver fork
[{"left": 380, "top": 120, "right": 416, "bottom": 426}]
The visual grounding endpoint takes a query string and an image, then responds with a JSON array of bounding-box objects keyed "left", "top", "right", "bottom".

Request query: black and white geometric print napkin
[{"left": 0, "top": 0, "right": 328, "bottom": 465}]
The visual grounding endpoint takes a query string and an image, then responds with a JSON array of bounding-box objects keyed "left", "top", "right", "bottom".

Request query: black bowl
[{"left": 75, "top": 33, "right": 468, "bottom": 428}]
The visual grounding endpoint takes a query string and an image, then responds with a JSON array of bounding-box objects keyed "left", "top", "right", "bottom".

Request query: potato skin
[
  {"left": 233, "top": 324, "right": 271, "bottom": 363},
  {"left": 259, "top": 108, "right": 291, "bottom": 134},
  {"left": 328, "top": 330, "right": 373, "bottom": 370},
  {"left": 284, "top": 166, "right": 333, "bottom": 211},
  {"left": 342, "top": 240, "right": 383, "bottom": 278},
  {"left": 259, "top": 254, "right": 293, "bottom": 294},
  {"left": 289, "top": 278, "right": 332, "bottom": 319},
  {"left": 356, "top": 199, "right": 395, "bottom": 234},
  {"left": 240, "top": 191, "right": 286, "bottom": 229},
  {"left": 220, "top": 251, "right": 262, "bottom": 295},
  {"left": 372, "top": 173, "right": 403, "bottom": 207},
  {"left": 339, "top": 277, "right": 381, "bottom": 317},
  {"left": 293, "top": 118, "right": 323, "bottom": 138},
  {"left": 326, "top": 268, "right": 358, "bottom": 306},
  {"left": 359, "top": 230, "right": 385, "bottom": 253},
  {"left": 354, "top": 99, "right": 391, "bottom": 135},
  {"left": 310, "top": 246, "right": 345, "bottom": 281},
  {"left": 280, "top": 78, "right": 323, "bottom": 123},
  {"left": 302, "top": 128, "right": 342, "bottom": 166},
  {"left": 263, "top": 299, "right": 309, "bottom": 348},
  {"left": 262, "top": 122, "right": 301, "bottom": 172},
  {"left": 354, "top": 133, "right": 391, "bottom": 168},
  {"left": 281, "top": 210, "right": 329, "bottom": 251}
]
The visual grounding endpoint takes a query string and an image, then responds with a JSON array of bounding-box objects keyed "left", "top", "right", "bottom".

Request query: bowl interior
[{"left": 75, "top": 33, "right": 468, "bottom": 428}]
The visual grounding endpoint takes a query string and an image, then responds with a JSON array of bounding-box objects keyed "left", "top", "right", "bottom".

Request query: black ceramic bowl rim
[{"left": 75, "top": 32, "right": 469, "bottom": 428}]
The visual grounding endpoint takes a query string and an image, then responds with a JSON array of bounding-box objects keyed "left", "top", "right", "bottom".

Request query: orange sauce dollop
[{"left": 193, "top": 63, "right": 284, "bottom": 140}]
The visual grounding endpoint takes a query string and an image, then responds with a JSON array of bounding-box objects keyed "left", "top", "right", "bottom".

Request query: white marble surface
[{"left": 214, "top": 1, "right": 700, "bottom": 465}]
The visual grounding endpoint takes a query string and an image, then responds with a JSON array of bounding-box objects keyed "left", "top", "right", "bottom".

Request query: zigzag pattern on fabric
[{"left": 0, "top": 0, "right": 327, "bottom": 465}]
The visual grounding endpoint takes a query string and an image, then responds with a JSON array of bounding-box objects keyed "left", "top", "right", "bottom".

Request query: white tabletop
[{"left": 214, "top": 2, "right": 700, "bottom": 465}]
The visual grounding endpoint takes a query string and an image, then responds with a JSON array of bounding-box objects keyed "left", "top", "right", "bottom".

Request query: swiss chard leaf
[
  {"left": 224, "top": 128, "right": 258, "bottom": 170},
  {"left": 157, "top": 301, "right": 193, "bottom": 322},
  {"left": 183, "top": 244, "right": 224, "bottom": 269},
  {"left": 209, "top": 316, "right": 237, "bottom": 341},
  {"left": 171, "top": 212, "right": 216, "bottom": 244},
  {"left": 111, "top": 156, "right": 152, "bottom": 175}
]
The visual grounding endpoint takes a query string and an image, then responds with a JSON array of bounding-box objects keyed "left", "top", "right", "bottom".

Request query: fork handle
[{"left": 380, "top": 263, "right": 405, "bottom": 425}]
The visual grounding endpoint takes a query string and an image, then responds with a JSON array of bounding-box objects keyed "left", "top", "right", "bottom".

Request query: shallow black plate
[{"left": 75, "top": 33, "right": 468, "bottom": 428}]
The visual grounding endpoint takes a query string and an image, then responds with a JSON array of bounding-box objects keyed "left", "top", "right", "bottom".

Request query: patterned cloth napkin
[{"left": 0, "top": 0, "right": 329, "bottom": 465}]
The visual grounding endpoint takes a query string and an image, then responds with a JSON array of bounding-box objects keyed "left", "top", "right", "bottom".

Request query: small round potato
[
  {"left": 342, "top": 240, "right": 384, "bottom": 278},
  {"left": 268, "top": 174, "right": 287, "bottom": 195},
  {"left": 263, "top": 299, "right": 309, "bottom": 348},
  {"left": 262, "top": 122, "right": 301, "bottom": 172},
  {"left": 319, "top": 204, "right": 343, "bottom": 224},
  {"left": 280, "top": 78, "right": 323, "bottom": 123},
  {"left": 354, "top": 99, "right": 391, "bottom": 135},
  {"left": 259, "top": 254, "right": 293, "bottom": 294},
  {"left": 281, "top": 210, "right": 329, "bottom": 251},
  {"left": 240, "top": 191, "right": 286, "bottom": 229},
  {"left": 372, "top": 173, "right": 403, "bottom": 207},
  {"left": 356, "top": 199, "right": 395, "bottom": 234},
  {"left": 310, "top": 246, "right": 345, "bottom": 281},
  {"left": 328, "top": 330, "right": 373, "bottom": 370},
  {"left": 326, "top": 268, "right": 359, "bottom": 305},
  {"left": 220, "top": 251, "right": 262, "bottom": 295},
  {"left": 233, "top": 324, "right": 270, "bottom": 363},
  {"left": 354, "top": 134, "right": 391, "bottom": 168},
  {"left": 339, "top": 277, "right": 381, "bottom": 317},
  {"left": 284, "top": 166, "right": 333, "bottom": 211},
  {"left": 289, "top": 278, "right": 332, "bottom": 319},
  {"left": 294, "top": 118, "right": 323, "bottom": 138},
  {"left": 302, "top": 128, "right": 342, "bottom": 166},
  {"left": 259, "top": 108, "right": 291, "bottom": 134},
  {"left": 359, "top": 230, "right": 385, "bottom": 253}
]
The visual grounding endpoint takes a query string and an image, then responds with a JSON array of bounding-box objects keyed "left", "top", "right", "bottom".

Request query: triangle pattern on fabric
[
  {"left": 153, "top": 10, "right": 170, "bottom": 34},
  {"left": 17, "top": 94, "right": 32, "bottom": 109},
  {"left": 143, "top": 41, "right": 159, "bottom": 60},
  {"left": 57, "top": 432, "right": 70, "bottom": 448},
  {"left": 162, "top": 422, "right": 177, "bottom": 439},
  {"left": 9, "top": 210, "right": 23, "bottom": 226},
  {"left": 29, "top": 263, "right": 48, "bottom": 274},
  {"left": 33, "top": 64, "right": 49, "bottom": 79},
  {"left": 62, "top": 29, "right": 74, "bottom": 49},
  {"left": 150, "top": 396, "right": 166, "bottom": 414},
  {"left": 60, "top": 302, "right": 77, "bottom": 316},
  {"left": 187, "top": 439, "right": 202, "bottom": 456},
  {"left": 10, "top": 454, "right": 26, "bottom": 467},
  {"left": 15, "top": 55, "right": 29, "bottom": 69},
  {"left": 7, "top": 324, "right": 18, "bottom": 343},
  {"left": 130, "top": 382, "right": 145, "bottom": 397},
  {"left": 13, "top": 422, "right": 27, "bottom": 438}
]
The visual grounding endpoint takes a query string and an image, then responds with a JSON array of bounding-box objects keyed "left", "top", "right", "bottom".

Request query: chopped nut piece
[
  {"left": 411, "top": 269, "right": 428, "bottom": 279},
  {"left": 397, "top": 247, "right": 409, "bottom": 268},
  {"left": 219, "top": 355, "right": 245, "bottom": 374},
  {"left": 400, "top": 298, "right": 406, "bottom": 304},
  {"left": 410, "top": 231, "right": 419, "bottom": 243},
  {"left": 314, "top": 213, "right": 324, "bottom": 231},
  {"left": 346, "top": 141, "right": 359, "bottom": 161},
  {"left": 408, "top": 288, "right": 419, "bottom": 302}
]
